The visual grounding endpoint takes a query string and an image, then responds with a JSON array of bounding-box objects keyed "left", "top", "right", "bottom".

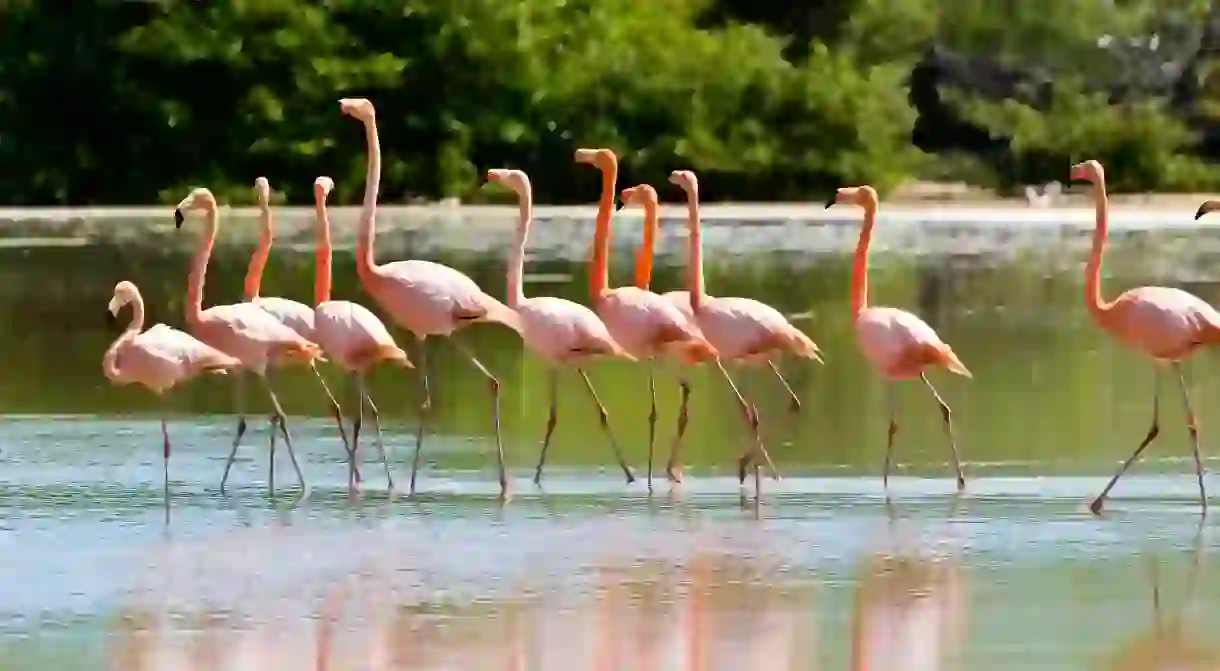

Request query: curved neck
[
  {"left": 589, "top": 165, "right": 616, "bottom": 300},
  {"left": 355, "top": 117, "right": 382, "bottom": 281},
  {"left": 851, "top": 206, "right": 877, "bottom": 320},
  {"left": 103, "top": 294, "right": 145, "bottom": 378},
  {"left": 186, "top": 208, "right": 218, "bottom": 327},
  {"left": 1085, "top": 180, "right": 1112, "bottom": 321},
  {"left": 244, "top": 202, "right": 273, "bottom": 301},
  {"left": 683, "top": 191, "right": 704, "bottom": 311},
  {"left": 634, "top": 200, "right": 657, "bottom": 290},
  {"left": 314, "top": 197, "right": 332, "bottom": 305},
  {"left": 506, "top": 190, "right": 532, "bottom": 309}
]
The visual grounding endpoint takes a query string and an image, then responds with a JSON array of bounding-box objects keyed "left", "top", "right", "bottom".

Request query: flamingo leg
[
  {"left": 576, "top": 368, "right": 636, "bottom": 484},
  {"left": 453, "top": 341, "right": 508, "bottom": 498},
  {"left": 715, "top": 361, "right": 779, "bottom": 484},
  {"left": 1091, "top": 370, "right": 1160, "bottom": 515},
  {"left": 359, "top": 374, "right": 394, "bottom": 490},
  {"left": 646, "top": 365, "right": 657, "bottom": 492},
  {"left": 883, "top": 382, "right": 898, "bottom": 488},
  {"left": 665, "top": 378, "right": 692, "bottom": 484},
  {"left": 312, "top": 364, "right": 358, "bottom": 484},
  {"left": 920, "top": 373, "right": 966, "bottom": 490},
  {"left": 767, "top": 360, "right": 801, "bottom": 413},
  {"left": 348, "top": 373, "right": 363, "bottom": 493},
  {"left": 219, "top": 371, "right": 249, "bottom": 493},
  {"left": 268, "top": 414, "right": 279, "bottom": 493},
  {"left": 260, "top": 373, "right": 308, "bottom": 494},
  {"left": 408, "top": 340, "right": 431, "bottom": 497},
  {"left": 161, "top": 411, "right": 171, "bottom": 514},
  {"left": 1173, "top": 363, "right": 1207, "bottom": 515},
  {"left": 533, "top": 368, "right": 559, "bottom": 485}
]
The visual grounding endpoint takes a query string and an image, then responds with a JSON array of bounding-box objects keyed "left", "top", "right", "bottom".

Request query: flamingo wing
[
  {"left": 253, "top": 296, "right": 316, "bottom": 338},
  {"left": 519, "top": 296, "right": 630, "bottom": 360},
  {"left": 377, "top": 259, "right": 522, "bottom": 333},
  {"left": 1110, "top": 286, "right": 1220, "bottom": 357},
  {"left": 661, "top": 290, "right": 695, "bottom": 322},
  {"left": 204, "top": 303, "right": 316, "bottom": 347},
  {"left": 599, "top": 286, "right": 702, "bottom": 355}
]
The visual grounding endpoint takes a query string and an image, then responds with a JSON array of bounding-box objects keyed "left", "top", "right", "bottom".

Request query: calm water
[{"left": 3, "top": 205, "right": 1220, "bottom": 669}]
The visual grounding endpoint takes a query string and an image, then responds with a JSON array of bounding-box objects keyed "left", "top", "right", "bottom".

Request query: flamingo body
[
  {"left": 107, "top": 323, "right": 240, "bottom": 394},
  {"left": 253, "top": 296, "right": 316, "bottom": 340},
  {"left": 1099, "top": 287, "right": 1220, "bottom": 361},
  {"left": 856, "top": 306, "right": 969, "bottom": 380},
  {"left": 663, "top": 291, "right": 819, "bottom": 362},
  {"left": 365, "top": 260, "right": 521, "bottom": 338},
  {"left": 313, "top": 299, "right": 409, "bottom": 371},
  {"left": 518, "top": 296, "right": 633, "bottom": 364},
  {"left": 597, "top": 286, "right": 712, "bottom": 361},
  {"left": 191, "top": 303, "right": 322, "bottom": 376}
]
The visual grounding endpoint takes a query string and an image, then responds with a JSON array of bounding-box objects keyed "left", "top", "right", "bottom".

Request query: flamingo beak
[
  {"left": 106, "top": 309, "right": 117, "bottom": 327},
  {"left": 1195, "top": 201, "right": 1216, "bottom": 221},
  {"left": 824, "top": 195, "right": 836, "bottom": 209},
  {"left": 174, "top": 209, "right": 184, "bottom": 229}
]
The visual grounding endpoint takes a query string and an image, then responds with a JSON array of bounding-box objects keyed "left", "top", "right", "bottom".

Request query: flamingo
[
  {"left": 339, "top": 97, "right": 521, "bottom": 499},
  {"left": 567, "top": 148, "right": 718, "bottom": 490},
  {"left": 309, "top": 175, "right": 414, "bottom": 491},
  {"left": 1068, "top": 160, "right": 1213, "bottom": 514},
  {"left": 486, "top": 167, "right": 636, "bottom": 484},
  {"left": 664, "top": 170, "right": 823, "bottom": 490},
  {"left": 174, "top": 187, "right": 327, "bottom": 495},
  {"left": 232, "top": 176, "right": 355, "bottom": 490},
  {"left": 103, "top": 280, "right": 242, "bottom": 510},
  {"left": 825, "top": 185, "right": 969, "bottom": 491}
]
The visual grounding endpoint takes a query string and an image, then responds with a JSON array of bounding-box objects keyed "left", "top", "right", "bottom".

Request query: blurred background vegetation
[{"left": 4, "top": 0, "right": 1220, "bottom": 205}]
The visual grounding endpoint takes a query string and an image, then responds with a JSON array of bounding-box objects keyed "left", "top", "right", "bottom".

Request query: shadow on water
[{"left": 4, "top": 209, "right": 1220, "bottom": 668}]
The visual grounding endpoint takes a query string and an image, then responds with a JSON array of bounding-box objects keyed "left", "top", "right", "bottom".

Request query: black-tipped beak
[
  {"left": 106, "top": 310, "right": 117, "bottom": 327},
  {"left": 824, "top": 196, "right": 836, "bottom": 210},
  {"left": 1195, "top": 205, "right": 1210, "bottom": 221},
  {"left": 173, "top": 209, "right": 184, "bottom": 229},
  {"left": 615, "top": 201, "right": 626, "bottom": 213}
]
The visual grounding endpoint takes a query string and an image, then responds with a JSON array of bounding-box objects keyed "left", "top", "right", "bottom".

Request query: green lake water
[{"left": 1, "top": 205, "right": 1219, "bottom": 669}]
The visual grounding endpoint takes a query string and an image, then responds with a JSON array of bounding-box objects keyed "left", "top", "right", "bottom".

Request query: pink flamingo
[
  {"left": 1070, "top": 159, "right": 1213, "bottom": 514},
  {"left": 487, "top": 167, "right": 637, "bottom": 484},
  {"left": 339, "top": 97, "right": 521, "bottom": 499},
  {"left": 310, "top": 175, "right": 414, "bottom": 490},
  {"left": 825, "top": 185, "right": 969, "bottom": 491},
  {"left": 229, "top": 176, "right": 355, "bottom": 490},
  {"left": 664, "top": 170, "right": 823, "bottom": 489},
  {"left": 568, "top": 148, "right": 717, "bottom": 490},
  {"left": 103, "top": 280, "right": 242, "bottom": 510},
  {"left": 174, "top": 187, "right": 327, "bottom": 495}
]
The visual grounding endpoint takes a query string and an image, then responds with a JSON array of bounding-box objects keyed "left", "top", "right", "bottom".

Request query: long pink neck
[
  {"left": 186, "top": 208, "right": 218, "bottom": 327},
  {"left": 850, "top": 207, "right": 877, "bottom": 320},
  {"left": 683, "top": 189, "right": 704, "bottom": 312},
  {"left": 355, "top": 117, "right": 382, "bottom": 283},
  {"left": 1085, "top": 179, "right": 1112, "bottom": 322},
  {"left": 244, "top": 201, "right": 273, "bottom": 301},
  {"left": 506, "top": 188, "right": 533, "bottom": 310},
  {"left": 315, "top": 195, "right": 333, "bottom": 305},
  {"left": 103, "top": 293, "right": 145, "bottom": 379}
]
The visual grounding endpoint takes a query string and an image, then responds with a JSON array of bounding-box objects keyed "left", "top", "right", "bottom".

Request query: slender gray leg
[
  {"left": 646, "top": 365, "right": 657, "bottom": 492},
  {"left": 219, "top": 372, "right": 248, "bottom": 493},
  {"left": 312, "top": 364, "right": 357, "bottom": 484},
  {"left": 161, "top": 411, "right": 171, "bottom": 516},
  {"left": 409, "top": 340, "right": 431, "bottom": 497},
  {"left": 715, "top": 361, "right": 779, "bottom": 483},
  {"left": 883, "top": 382, "right": 898, "bottom": 489},
  {"left": 261, "top": 373, "right": 308, "bottom": 494},
  {"left": 359, "top": 374, "right": 394, "bottom": 490},
  {"left": 452, "top": 341, "right": 508, "bottom": 499},
  {"left": 921, "top": 373, "right": 966, "bottom": 490},
  {"left": 767, "top": 360, "right": 801, "bottom": 413},
  {"left": 1091, "top": 370, "right": 1160, "bottom": 515},
  {"left": 666, "top": 377, "right": 692, "bottom": 484},
  {"left": 533, "top": 368, "right": 559, "bottom": 485},
  {"left": 577, "top": 368, "right": 635, "bottom": 484},
  {"left": 350, "top": 372, "right": 363, "bottom": 492},
  {"left": 1173, "top": 363, "right": 1207, "bottom": 516}
]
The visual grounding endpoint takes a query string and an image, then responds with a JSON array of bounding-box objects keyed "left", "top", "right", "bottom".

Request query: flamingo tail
[
  {"left": 464, "top": 296, "right": 524, "bottom": 335},
  {"left": 276, "top": 341, "right": 327, "bottom": 365},
  {"left": 777, "top": 324, "right": 824, "bottom": 363},
  {"left": 932, "top": 344, "right": 972, "bottom": 378},
  {"left": 351, "top": 343, "right": 414, "bottom": 369},
  {"left": 655, "top": 321, "right": 719, "bottom": 363}
]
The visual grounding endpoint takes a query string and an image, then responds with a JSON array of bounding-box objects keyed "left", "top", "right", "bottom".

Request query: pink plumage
[{"left": 662, "top": 291, "right": 821, "bottom": 363}]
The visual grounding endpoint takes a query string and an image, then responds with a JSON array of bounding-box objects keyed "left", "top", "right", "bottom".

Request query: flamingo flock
[{"left": 102, "top": 97, "right": 1217, "bottom": 515}]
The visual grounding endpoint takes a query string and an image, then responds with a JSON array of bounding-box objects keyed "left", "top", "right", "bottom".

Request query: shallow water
[{"left": 3, "top": 207, "right": 1220, "bottom": 669}]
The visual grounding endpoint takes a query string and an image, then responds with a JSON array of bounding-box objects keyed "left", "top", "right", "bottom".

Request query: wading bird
[
  {"left": 826, "top": 185, "right": 969, "bottom": 492},
  {"left": 237, "top": 176, "right": 354, "bottom": 489},
  {"left": 1069, "top": 160, "right": 1214, "bottom": 514},
  {"left": 665, "top": 170, "right": 823, "bottom": 492},
  {"left": 339, "top": 98, "right": 520, "bottom": 499},
  {"left": 486, "top": 167, "right": 636, "bottom": 484},
  {"left": 570, "top": 148, "right": 717, "bottom": 490},
  {"left": 175, "top": 188, "right": 325, "bottom": 495},
  {"left": 309, "top": 175, "right": 413, "bottom": 491},
  {"left": 103, "top": 281, "right": 241, "bottom": 511}
]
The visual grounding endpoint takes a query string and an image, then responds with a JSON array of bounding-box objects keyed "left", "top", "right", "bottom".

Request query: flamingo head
[
  {"left": 619, "top": 184, "right": 658, "bottom": 211},
  {"left": 668, "top": 170, "right": 698, "bottom": 195},
  {"left": 107, "top": 280, "right": 139, "bottom": 323},
  {"left": 174, "top": 188, "right": 217, "bottom": 228},
  {"left": 486, "top": 169, "right": 531, "bottom": 197},
  {"left": 314, "top": 177, "right": 335, "bottom": 204},
  {"left": 574, "top": 148, "right": 617, "bottom": 171},
  {"left": 339, "top": 98, "right": 375, "bottom": 121},
  {"left": 1195, "top": 199, "right": 1220, "bottom": 220},
  {"left": 825, "top": 185, "right": 878, "bottom": 210},
  {"left": 253, "top": 177, "right": 271, "bottom": 206},
  {"left": 1069, "top": 160, "right": 1104, "bottom": 184}
]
